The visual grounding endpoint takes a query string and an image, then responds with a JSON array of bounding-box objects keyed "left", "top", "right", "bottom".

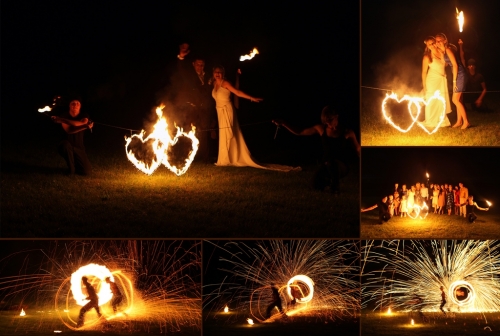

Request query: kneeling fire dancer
[
  {"left": 361, "top": 196, "right": 391, "bottom": 224},
  {"left": 461, "top": 195, "right": 489, "bottom": 223}
]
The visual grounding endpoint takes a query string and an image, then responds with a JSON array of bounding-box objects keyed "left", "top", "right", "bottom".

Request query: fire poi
[
  {"left": 456, "top": 8, "right": 464, "bottom": 32},
  {"left": 382, "top": 90, "right": 446, "bottom": 134},
  {"left": 124, "top": 105, "right": 199, "bottom": 176}
]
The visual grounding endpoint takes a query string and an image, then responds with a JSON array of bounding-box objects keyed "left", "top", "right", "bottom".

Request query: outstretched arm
[
  {"left": 474, "top": 202, "right": 489, "bottom": 211},
  {"left": 361, "top": 204, "right": 378, "bottom": 212},
  {"left": 221, "top": 80, "right": 263, "bottom": 102},
  {"left": 458, "top": 39, "right": 466, "bottom": 68},
  {"left": 272, "top": 120, "right": 321, "bottom": 136}
]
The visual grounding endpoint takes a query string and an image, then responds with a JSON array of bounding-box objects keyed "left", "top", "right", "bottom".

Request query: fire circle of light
[
  {"left": 407, "top": 202, "right": 429, "bottom": 220},
  {"left": 286, "top": 275, "right": 314, "bottom": 304},
  {"left": 381, "top": 90, "right": 446, "bottom": 135},
  {"left": 449, "top": 280, "right": 476, "bottom": 307},
  {"left": 70, "top": 263, "right": 113, "bottom": 306}
]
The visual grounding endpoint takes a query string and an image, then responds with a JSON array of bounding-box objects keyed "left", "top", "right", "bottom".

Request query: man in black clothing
[
  {"left": 361, "top": 196, "right": 391, "bottom": 224},
  {"left": 51, "top": 99, "right": 93, "bottom": 175},
  {"left": 265, "top": 284, "right": 285, "bottom": 319},
  {"left": 76, "top": 276, "right": 102, "bottom": 328}
]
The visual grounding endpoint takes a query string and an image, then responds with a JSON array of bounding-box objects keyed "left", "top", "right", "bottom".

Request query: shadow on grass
[{"left": 1, "top": 159, "right": 66, "bottom": 176}]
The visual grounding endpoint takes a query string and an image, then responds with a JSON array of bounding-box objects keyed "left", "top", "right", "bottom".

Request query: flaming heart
[
  {"left": 382, "top": 91, "right": 446, "bottom": 134},
  {"left": 408, "top": 202, "right": 429, "bottom": 220},
  {"left": 125, "top": 106, "right": 199, "bottom": 176}
]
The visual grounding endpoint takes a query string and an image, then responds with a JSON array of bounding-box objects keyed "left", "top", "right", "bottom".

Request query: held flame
[
  {"left": 124, "top": 105, "right": 199, "bottom": 176},
  {"left": 411, "top": 318, "right": 414, "bottom": 325},
  {"left": 387, "top": 307, "right": 392, "bottom": 315},
  {"left": 240, "top": 48, "right": 259, "bottom": 61},
  {"left": 247, "top": 318, "right": 254, "bottom": 325},
  {"left": 20, "top": 308, "right": 26, "bottom": 316},
  {"left": 224, "top": 306, "right": 229, "bottom": 313},
  {"left": 38, "top": 106, "right": 52, "bottom": 113},
  {"left": 486, "top": 201, "right": 492, "bottom": 207},
  {"left": 426, "top": 173, "right": 429, "bottom": 178},
  {"left": 456, "top": 8, "right": 464, "bottom": 32}
]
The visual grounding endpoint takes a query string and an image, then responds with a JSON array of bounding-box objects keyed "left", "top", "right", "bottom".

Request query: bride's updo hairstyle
[{"left": 320, "top": 106, "right": 339, "bottom": 125}]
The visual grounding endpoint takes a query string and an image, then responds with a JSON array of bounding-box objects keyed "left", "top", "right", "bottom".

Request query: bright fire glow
[
  {"left": 456, "top": 8, "right": 464, "bottom": 32},
  {"left": 486, "top": 201, "right": 492, "bottom": 207},
  {"left": 240, "top": 48, "right": 259, "bottom": 61},
  {"left": 70, "top": 263, "right": 113, "bottom": 306},
  {"left": 449, "top": 280, "right": 476, "bottom": 307},
  {"left": 247, "top": 318, "right": 254, "bottom": 325},
  {"left": 387, "top": 307, "right": 392, "bottom": 315},
  {"left": 38, "top": 106, "right": 52, "bottom": 113},
  {"left": 426, "top": 173, "right": 429, "bottom": 178},
  {"left": 382, "top": 90, "right": 446, "bottom": 134},
  {"left": 407, "top": 202, "right": 429, "bottom": 220},
  {"left": 286, "top": 275, "right": 315, "bottom": 303},
  {"left": 20, "top": 308, "right": 26, "bottom": 316},
  {"left": 411, "top": 318, "right": 414, "bottom": 325},
  {"left": 224, "top": 305, "right": 228, "bottom": 313},
  {"left": 124, "top": 105, "right": 199, "bottom": 176}
]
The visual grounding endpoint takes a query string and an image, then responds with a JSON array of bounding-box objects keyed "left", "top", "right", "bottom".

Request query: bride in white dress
[
  {"left": 421, "top": 36, "right": 451, "bottom": 128},
  {"left": 211, "top": 66, "right": 299, "bottom": 172}
]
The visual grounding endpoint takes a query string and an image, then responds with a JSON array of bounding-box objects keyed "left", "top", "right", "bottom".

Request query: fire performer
[
  {"left": 459, "top": 182, "right": 469, "bottom": 218},
  {"left": 51, "top": 99, "right": 93, "bottom": 175},
  {"left": 76, "top": 276, "right": 102, "bottom": 328},
  {"left": 105, "top": 277, "right": 125, "bottom": 315},
  {"left": 273, "top": 106, "right": 360, "bottom": 193},
  {"left": 289, "top": 282, "right": 301, "bottom": 308},
  {"left": 461, "top": 195, "right": 489, "bottom": 223},
  {"left": 439, "top": 286, "right": 447, "bottom": 315},
  {"left": 361, "top": 196, "right": 391, "bottom": 224},
  {"left": 265, "top": 284, "right": 285, "bottom": 319},
  {"left": 174, "top": 43, "right": 216, "bottom": 163}
]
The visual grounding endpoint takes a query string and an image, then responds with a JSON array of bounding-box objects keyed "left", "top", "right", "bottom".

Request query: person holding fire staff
[
  {"left": 76, "top": 276, "right": 102, "bottom": 328},
  {"left": 461, "top": 195, "right": 489, "bottom": 223},
  {"left": 51, "top": 99, "right": 93, "bottom": 175}
]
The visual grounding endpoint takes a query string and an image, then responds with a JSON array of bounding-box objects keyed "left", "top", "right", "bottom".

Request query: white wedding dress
[
  {"left": 421, "top": 55, "right": 451, "bottom": 128},
  {"left": 212, "top": 82, "right": 299, "bottom": 172}
]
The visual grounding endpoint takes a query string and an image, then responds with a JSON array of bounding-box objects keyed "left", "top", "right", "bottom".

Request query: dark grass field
[
  {"left": 0, "top": 311, "right": 200, "bottom": 336},
  {"left": 203, "top": 311, "right": 359, "bottom": 336},
  {"left": 0, "top": 122, "right": 360, "bottom": 238},
  {"left": 361, "top": 310, "right": 500, "bottom": 336},
  {"left": 361, "top": 211, "right": 500, "bottom": 239},
  {"left": 360, "top": 89, "right": 500, "bottom": 146}
]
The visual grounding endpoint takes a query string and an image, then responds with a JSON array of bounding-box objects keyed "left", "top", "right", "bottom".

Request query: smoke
[{"left": 373, "top": 46, "right": 424, "bottom": 96}]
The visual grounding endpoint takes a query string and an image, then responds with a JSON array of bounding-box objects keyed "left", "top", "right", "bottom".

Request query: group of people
[
  {"left": 362, "top": 182, "right": 488, "bottom": 224},
  {"left": 76, "top": 276, "right": 125, "bottom": 328},
  {"left": 421, "top": 33, "right": 488, "bottom": 130},
  {"left": 51, "top": 42, "right": 360, "bottom": 194}
]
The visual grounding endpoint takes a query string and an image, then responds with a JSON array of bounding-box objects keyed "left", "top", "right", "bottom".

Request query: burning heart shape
[
  {"left": 382, "top": 91, "right": 446, "bottom": 134},
  {"left": 408, "top": 202, "right": 429, "bottom": 220},
  {"left": 125, "top": 106, "right": 199, "bottom": 176}
]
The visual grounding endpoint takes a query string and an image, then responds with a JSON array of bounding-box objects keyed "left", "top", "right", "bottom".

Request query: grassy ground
[
  {"left": 361, "top": 310, "right": 500, "bottom": 336},
  {"left": 0, "top": 133, "right": 359, "bottom": 238},
  {"left": 203, "top": 311, "right": 359, "bottom": 336},
  {"left": 360, "top": 89, "right": 500, "bottom": 146},
  {"left": 0, "top": 311, "right": 200, "bottom": 336},
  {"left": 361, "top": 211, "right": 500, "bottom": 239}
]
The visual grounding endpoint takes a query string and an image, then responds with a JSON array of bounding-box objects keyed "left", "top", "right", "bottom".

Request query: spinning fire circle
[{"left": 449, "top": 280, "right": 476, "bottom": 307}]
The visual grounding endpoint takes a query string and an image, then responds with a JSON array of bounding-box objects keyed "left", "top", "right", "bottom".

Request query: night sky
[
  {"left": 361, "top": 147, "right": 500, "bottom": 208},
  {"left": 362, "top": 0, "right": 500, "bottom": 93},
  {"left": 1, "top": 1, "right": 360, "bottom": 140}
]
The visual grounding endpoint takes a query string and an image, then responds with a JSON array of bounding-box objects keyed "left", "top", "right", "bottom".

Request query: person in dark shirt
[
  {"left": 265, "top": 284, "right": 285, "bottom": 319},
  {"left": 105, "top": 277, "right": 124, "bottom": 314},
  {"left": 273, "top": 106, "right": 360, "bottom": 194},
  {"left": 361, "top": 196, "right": 391, "bottom": 224},
  {"left": 76, "top": 276, "right": 102, "bottom": 328},
  {"left": 439, "top": 286, "right": 447, "bottom": 315},
  {"left": 51, "top": 99, "right": 93, "bottom": 175},
  {"left": 461, "top": 195, "right": 489, "bottom": 223}
]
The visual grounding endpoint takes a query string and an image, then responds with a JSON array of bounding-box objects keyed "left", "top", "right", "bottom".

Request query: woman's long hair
[{"left": 423, "top": 36, "right": 436, "bottom": 63}]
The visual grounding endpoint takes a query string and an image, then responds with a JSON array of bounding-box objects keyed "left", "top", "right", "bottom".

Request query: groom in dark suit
[{"left": 174, "top": 43, "right": 216, "bottom": 162}]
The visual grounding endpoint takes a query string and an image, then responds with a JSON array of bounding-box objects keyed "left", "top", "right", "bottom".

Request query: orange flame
[
  {"left": 411, "top": 318, "right": 414, "bottom": 325},
  {"left": 240, "top": 48, "right": 259, "bottom": 61},
  {"left": 486, "top": 201, "right": 492, "bottom": 207},
  {"left": 224, "top": 306, "right": 229, "bottom": 313},
  {"left": 247, "top": 318, "right": 254, "bottom": 325},
  {"left": 426, "top": 172, "right": 429, "bottom": 178},
  {"left": 456, "top": 8, "right": 464, "bottom": 32},
  {"left": 38, "top": 106, "right": 52, "bottom": 113},
  {"left": 124, "top": 105, "right": 199, "bottom": 176},
  {"left": 387, "top": 307, "right": 392, "bottom": 315},
  {"left": 381, "top": 90, "right": 446, "bottom": 134},
  {"left": 20, "top": 308, "right": 26, "bottom": 316}
]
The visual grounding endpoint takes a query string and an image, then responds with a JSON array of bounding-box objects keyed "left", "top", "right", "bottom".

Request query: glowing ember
[
  {"left": 387, "top": 307, "right": 392, "bottom": 315},
  {"left": 411, "top": 318, "right": 414, "bottom": 325},
  {"left": 70, "top": 263, "right": 113, "bottom": 306},
  {"left": 426, "top": 173, "right": 429, "bottom": 178},
  {"left": 240, "top": 48, "right": 259, "bottom": 61},
  {"left": 247, "top": 318, "right": 254, "bottom": 325},
  {"left": 486, "top": 201, "right": 492, "bottom": 207},
  {"left": 381, "top": 91, "right": 446, "bottom": 134},
  {"left": 38, "top": 106, "right": 52, "bottom": 113},
  {"left": 286, "top": 275, "right": 315, "bottom": 303},
  {"left": 224, "top": 305, "right": 229, "bottom": 313},
  {"left": 54, "top": 331, "right": 62, "bottom": 333},
  {"left": 456, "top": 8, "right": 464, "bottom": 32},
  {"left": 20, "top": 308, "right": 26, "bottom": 316},
  {"left": 125, "top": 105, "right": 199, "bottom": 176}
]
